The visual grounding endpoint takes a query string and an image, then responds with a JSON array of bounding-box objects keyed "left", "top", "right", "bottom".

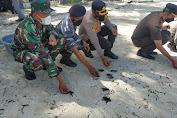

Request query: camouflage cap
[{"left": 31, "top": 0, "right": 54, "bottom": 14}]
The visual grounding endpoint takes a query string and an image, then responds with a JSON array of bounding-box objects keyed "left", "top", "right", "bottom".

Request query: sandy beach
[{"left": 0, "top": 1, "right": 177, "bottom": 118}]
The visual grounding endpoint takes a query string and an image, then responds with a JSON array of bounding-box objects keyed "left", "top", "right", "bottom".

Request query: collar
[
  {"left": 159, "top": 12, "right": 165, "bottom": 27},
  {"left": 30, "top": 13, "right": 43, "bottom": 28},
  {"left": 67, "top": 16, "right": 75, "bottom": 28}
]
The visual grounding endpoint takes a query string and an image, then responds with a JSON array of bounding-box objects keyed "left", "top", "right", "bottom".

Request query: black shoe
[
  {"left": 167, "top": 43, "right": 177, "bottom": 52},
  {"left": 82, "top": 48, "right": 94, "bottom": 58},
  {"left": 23, "top": 65, "right": 36, "bottom": 80},
  {"left": 147, "top": 51, "right": 158, "bottom": 55},
  {"left": 43, "top": 66, "right": 62, "bottom": 73},
  {"left": 137, "top": 49, "right": 155, "bottom": 60},
  {"left": 16, "top": 18, "right": 24, "bottom": 22},
  {"left": 57, "top": 66, "right": 63, "bottom": 72},
  {"left": 104, "top": 50, "right": 118, "bottom": 59},
  {"left": 60, "top": 58, "right": 77, "bottom": 67}
]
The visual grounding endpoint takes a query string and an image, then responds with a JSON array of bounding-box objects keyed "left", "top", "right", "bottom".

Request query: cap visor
[{"left": 172, "top": 13, "right": 177, "bottom": 16}]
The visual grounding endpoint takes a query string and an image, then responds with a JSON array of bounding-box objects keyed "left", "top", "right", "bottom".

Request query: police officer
[
  {"left": 79, "top": 0, "right": 118, "bottom": 67},
  {"left": 55, "top": 5, "right": 99, "bottom": 76},
  {"left": 11, "top": 0, "right": 69, "bottom": 94},
  {"left": 131, "top": 3, "right": 177, "bottom": 69}
]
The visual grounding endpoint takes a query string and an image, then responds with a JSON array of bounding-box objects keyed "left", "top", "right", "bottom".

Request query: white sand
[{"left": 0, "top": 1, "right": 177, "bottom": 118}]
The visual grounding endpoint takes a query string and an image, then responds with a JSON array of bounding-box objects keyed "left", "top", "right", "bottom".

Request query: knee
[
  {"left": 31, "top": 58, "right": 43, "bottom": 71},
  {"left": 102, "top": 25, "right": 110, "bottom": 30},
  {"left": 103, "top": 41, "right": 111, "bottom": 49},
  {"left": 106, "top": 27, "right": 113, "bottom": 35},
  {"left": 132, "top": 39, "right": 141, "bottom": 47},
  {"left": 101, "top": 26, "right": 113, "bottom": 35}
]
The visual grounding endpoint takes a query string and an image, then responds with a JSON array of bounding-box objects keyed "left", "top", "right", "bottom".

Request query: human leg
[{"left": 12, "top": 0, "right": 25, "bottom": 21}]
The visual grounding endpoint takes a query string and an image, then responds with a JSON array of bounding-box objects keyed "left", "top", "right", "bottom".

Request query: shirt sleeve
[
  {"left": 47, "top": 24, "right": 64, "bottom": 45},
  {"left": 149, "top": 25, "right": 162, "bottom": 40},
  {"left": 62, "top": 30, "right": 77, "bottom": 49},
  {"left": 103, "top": 16, "right": 117, "bottom": 30},
  {"left": 48, "top": 24, "right": 59, "bottom": 37},
  {"left": 56, "top": 21, "right": 77, "bottom": 49},
  {"left": 84, "top": 22, "right": 104, "bottom": 56}
]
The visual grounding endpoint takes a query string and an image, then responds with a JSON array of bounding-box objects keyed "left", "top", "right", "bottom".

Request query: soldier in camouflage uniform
[{"left": 11, "top": 0, "right": 69, "bottom": 94}]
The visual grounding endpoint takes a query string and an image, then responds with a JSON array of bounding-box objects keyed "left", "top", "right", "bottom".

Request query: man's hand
[
  {"left": 59, "top": 81, "right": 69, "bottom": 94},
  {"left": 112, "top": 28, "right": 118, "bottom": 36},
  {"left": 88, "top": 66, "right": 99, "bottom": 76},
  {"left": 172, "top": 59, "right": 177, "bottom": 69},
  {"left": 49, "top": 34, "right": 57, "bottom": 46},
  {"left": 57, "top": 75, "right": 69, "bottom": 94},
  {"left": 154, "top": 40, "right": 177, "bottom": 69},
  {"left": 72, "top": 47, "right": 99, "bottom": 75},
  {"left": 102, "top": 58, "right": 110, "bottom": 67},
  {"left": 82, "top": 40, "right": 90, "bottom": 52}
]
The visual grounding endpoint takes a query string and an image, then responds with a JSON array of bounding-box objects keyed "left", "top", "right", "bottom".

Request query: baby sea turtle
[
  {"left": 111, "top": 70, "right": 117, "bottom": 72},
  {"left": 98, "top": 69, "right": 104, "bottom": 72},
  {"left": 96, "top": 75, "right": 100, "bottom": 77},
  {"left": 102, "top": 87, "right": 109, "bottom": 91},
  {"left": 102, "top": 96, "right": 111, "bottom": 104},
  {"left": 68, "top": 91, "right": 74, "bottom": 96},
  {"left": 106, "top": 73, "right": 113, "bottom": 79}
]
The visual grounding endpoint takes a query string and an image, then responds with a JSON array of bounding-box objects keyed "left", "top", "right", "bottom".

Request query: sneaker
[
  {"left": 60, "top": 58, "right": 77, "bottom": 67},
  {"left": 82, "top": 48, "right": 94, "bottom": 58},
  {"left": 167, "top": 43, "right": 177, "bottom": 52},
  {"left": 23, "top": 65, "right": 36, "bottom": 80},
  {"left": 137, "top": 49, "right": 155, "bottom": 60},
  {"left": 104, "top": 50, "right": 118, "bottom": 59}
]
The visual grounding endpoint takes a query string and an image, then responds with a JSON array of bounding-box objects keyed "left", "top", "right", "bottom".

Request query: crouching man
[
  {"left": 131, "top": 3, "right": 177, "bottom": 68},
  {"left": 55, "top": 4, "right": 99, "bottom": 76},
  {"left": 79, "top": 0, "right": 118, "bottom": 67},
  {"left": 11, "top": 0, "right": 68, "bottom": 93}
]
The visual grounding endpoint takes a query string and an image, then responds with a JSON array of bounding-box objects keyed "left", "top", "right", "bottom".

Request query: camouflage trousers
[{"left": 22, "top": 40, "right": 65, "bottom": 78}]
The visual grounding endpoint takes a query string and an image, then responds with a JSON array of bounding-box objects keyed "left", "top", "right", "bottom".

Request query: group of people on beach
[{"left": 10, "top": 0, "right": 177, "bottom": 94}]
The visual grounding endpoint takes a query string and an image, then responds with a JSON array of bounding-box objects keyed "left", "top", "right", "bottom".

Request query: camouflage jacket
[{"left": 11, "top": 14, "right": 65, "bottom": 63}]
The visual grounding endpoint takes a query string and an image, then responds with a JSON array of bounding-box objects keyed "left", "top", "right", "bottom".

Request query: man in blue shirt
[{"left": 55, "top": 4, "right": 99, "bottom": 76}]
